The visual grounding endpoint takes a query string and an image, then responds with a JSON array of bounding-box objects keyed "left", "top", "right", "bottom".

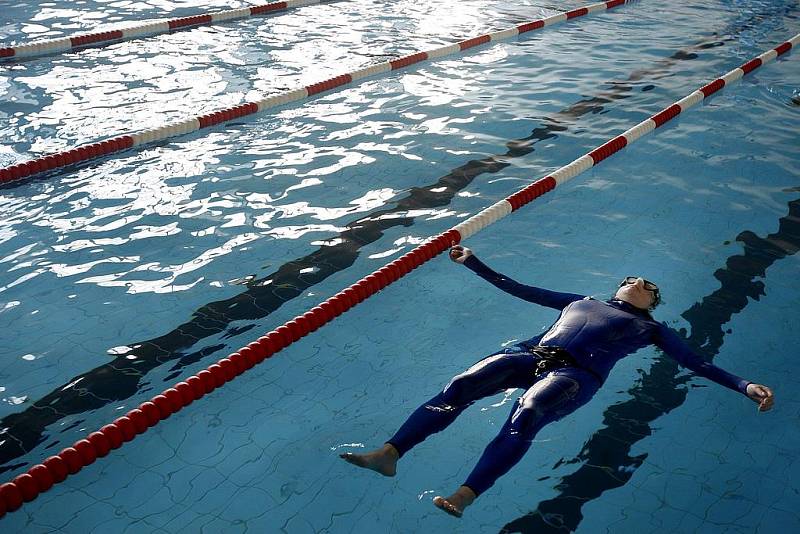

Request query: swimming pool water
[{"left": 1, "top": 0, "right": 799, "bottom": 531}]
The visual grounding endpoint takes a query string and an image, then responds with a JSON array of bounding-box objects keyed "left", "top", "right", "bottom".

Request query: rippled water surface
[{"left": 1, "top": 0, "right": 799, "bottom": 532}]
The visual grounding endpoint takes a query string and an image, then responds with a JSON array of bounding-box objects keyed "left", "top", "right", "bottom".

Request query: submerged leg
[
  {"left": 434, "top": 370, "right": 598, "bottom": 517},
  {"left": 388, "top": 351, "right": 537, "bottom": 457},
  {"left": 342, "top": 351, "right": 536, "bottom": 476}
]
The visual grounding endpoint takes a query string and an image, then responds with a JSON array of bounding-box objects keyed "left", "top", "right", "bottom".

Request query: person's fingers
[
  {"left": 753, "top": 385, "right": 771, "bottom": 400},
  {"left": 757, "top": 393, "right": 774, "bottom": 411},
  {"left": 448, "top": 245, "right": 471, "bottom": 263}
]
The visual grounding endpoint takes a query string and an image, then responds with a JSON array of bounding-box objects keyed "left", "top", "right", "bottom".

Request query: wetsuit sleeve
[
  {"left": 654, "top": 324, "right": 750, "bottom": 394},
  {"left": 463, "top": 255, "right": 586, "bottom": 310}
]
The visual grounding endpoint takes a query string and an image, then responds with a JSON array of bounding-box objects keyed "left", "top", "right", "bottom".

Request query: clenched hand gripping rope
[
  {"left": 0, "top": 28, "right": 796, "bottom": 523},
  {"left": 0, "top": 0, "right": 628, "bottom": 187},
  {"left": 0, "top": 0, "right": 338, "bottom": 61}
]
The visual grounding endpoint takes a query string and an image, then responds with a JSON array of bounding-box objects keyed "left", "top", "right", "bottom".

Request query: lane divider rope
[
  {"left": 0, "top": 0, "right": 629, "bottom": 187},
  {"left": 0, "top": 0, "right": 338, "bottom": 61},
  {"left": 0, "top": 31, "right": 795, "bottom": 518}
]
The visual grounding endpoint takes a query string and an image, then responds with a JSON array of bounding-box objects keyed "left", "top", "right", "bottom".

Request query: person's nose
[{"left": 634, "top": 278, "right": 646, "bottom": 289}]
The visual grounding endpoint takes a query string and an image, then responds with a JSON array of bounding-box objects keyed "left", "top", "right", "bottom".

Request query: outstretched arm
[
  {"left": 449, "top": 246, "right": 585, "bottom": 310},
  {"left": 654, "top": 324, "right": 774, "bottom": 411}
]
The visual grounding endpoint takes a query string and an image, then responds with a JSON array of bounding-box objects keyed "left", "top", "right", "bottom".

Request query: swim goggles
[{"left": 619, "top": 276, "right": 661, "bottom": 307}]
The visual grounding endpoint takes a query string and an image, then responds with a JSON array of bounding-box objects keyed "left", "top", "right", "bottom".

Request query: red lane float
[
  {"left": 0, "top": 0, "right": 336, "bottom": 61},
  {"left": 0, "top": 0, "right": 631, "bottom": 187},
  {"left": 0, "top": 33, "right": 797, "bottom": 518},
  {"left": 71, "top": 30, "right": 123, "bottom": 48}
]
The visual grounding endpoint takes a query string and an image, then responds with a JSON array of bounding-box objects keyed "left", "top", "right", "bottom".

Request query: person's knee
[
  {"left": 442, "top": 353, "right": 514, "bottom": 403},
  {"left": 508, "top": 397, "right": 545, "bottom": 438},
  {"left": 440, "top": 373, "right": 480, "bottom": 406},
  {"left": 510, "top": 376, "right": 581, "bottom": 437}
]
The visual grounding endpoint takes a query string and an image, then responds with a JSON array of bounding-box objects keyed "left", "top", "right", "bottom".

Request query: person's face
[{"left": 615, "top": 277, "right": 657, "bottom": 310}]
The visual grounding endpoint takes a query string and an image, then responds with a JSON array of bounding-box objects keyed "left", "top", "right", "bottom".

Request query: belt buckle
[{"left": 536, "top": 359, "right": 550, "bottom": 374}]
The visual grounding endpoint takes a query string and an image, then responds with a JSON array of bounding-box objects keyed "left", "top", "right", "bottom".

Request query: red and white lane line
[
  {"left": 0, "top": 0, "right": 629, "bottom": 186},
  {"left": 0, "top": 32, "right": 796, "bottom": 518},
  {"left": 453, "top": 34, "right": 799, "bottom": 238},
  {"left": 0, "top": 0, "right": 337, "bottom": 61}
]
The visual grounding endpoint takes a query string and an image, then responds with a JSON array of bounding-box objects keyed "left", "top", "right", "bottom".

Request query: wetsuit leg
[
  {"left": 462, "top": 368, "right": 600, "bottom": 496},
  {"left": 387, "top": 350, "right": 539, "bottom": 457}
]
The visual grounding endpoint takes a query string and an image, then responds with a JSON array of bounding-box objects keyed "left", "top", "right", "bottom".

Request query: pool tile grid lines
[
  {"left": 0, "top": 0, "right": 629, "bottom": 187},
  {"left": 0, "top": 0, "right": 338, "bottom": 61},
  {"left": 0, "top": 25, "right": 733, "bottom": 495},
  {"left": 0, "top": 29, "right": 796, "bottom": 519},
  {"left": 447, "top": 33, "right": 798, "bottom": 238}
]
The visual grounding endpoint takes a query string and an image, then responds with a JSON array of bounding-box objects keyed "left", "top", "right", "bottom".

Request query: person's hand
[
  {"left": 746, "top": 383, "right": 774, "bottom": 412},
  {"left": 449, "top": 245, "right": 473, "bottom": 264}
]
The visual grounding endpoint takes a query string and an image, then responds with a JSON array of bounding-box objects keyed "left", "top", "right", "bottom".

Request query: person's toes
[
  {"left": 340, "top": 452, "right": 362, "bottom": 466},
  {"left": 433, "top": 496, "right": 462, "bottom": 518}
]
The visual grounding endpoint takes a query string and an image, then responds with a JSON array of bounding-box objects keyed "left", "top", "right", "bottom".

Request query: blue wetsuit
[{"left": 388, "top": 256, "right": 750, "bottom": 496}]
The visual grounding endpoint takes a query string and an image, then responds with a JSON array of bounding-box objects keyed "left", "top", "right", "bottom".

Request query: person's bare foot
[
  {"left": 339, "top": 443, "right": 399, "bottom": 476},
  {"left": 433, "top": 486, "right": 476, "bottom": 518}
]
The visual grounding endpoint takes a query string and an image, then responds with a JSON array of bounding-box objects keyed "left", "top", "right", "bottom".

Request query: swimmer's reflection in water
[{"left": 340, "top": 246, "right": 775, "bottom": 518}]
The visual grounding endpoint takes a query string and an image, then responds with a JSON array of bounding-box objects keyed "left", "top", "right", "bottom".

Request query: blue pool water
[{"left": 1, "top": 0, "right": 799, "bottom": 531}]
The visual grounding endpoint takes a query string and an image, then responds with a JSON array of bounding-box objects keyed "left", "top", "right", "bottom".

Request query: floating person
[{"left": 341, "top": 245, "right": 775, "bottom": 518}]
